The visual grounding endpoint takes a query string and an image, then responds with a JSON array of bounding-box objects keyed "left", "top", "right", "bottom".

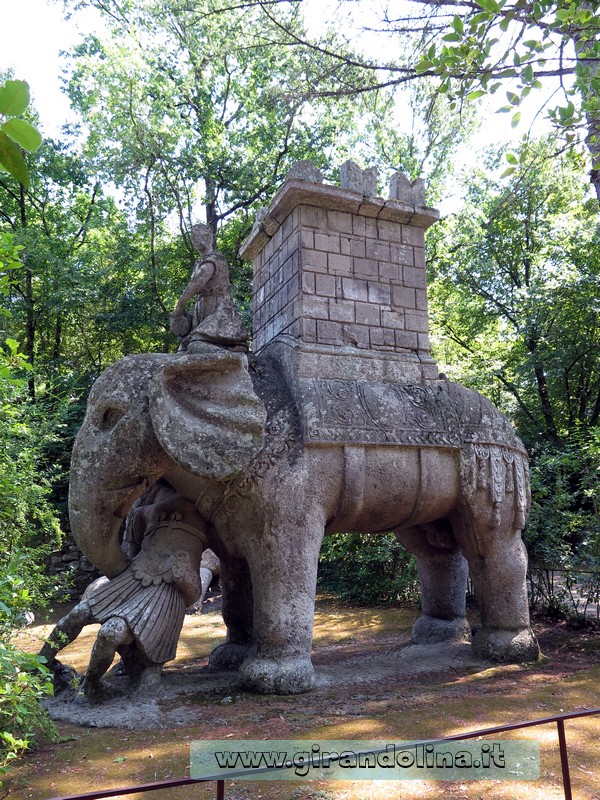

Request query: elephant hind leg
[
  {"left": 396, "top": 522, "right": 470, "bottom": 645},
  {"left": 449, "top": 507, "right": 539, "bottom": 663},
  {"left": 208, "top": 556, "right": 253, "bottom": 672}
]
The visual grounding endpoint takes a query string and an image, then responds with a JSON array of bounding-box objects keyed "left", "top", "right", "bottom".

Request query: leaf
[
  {"left": 466, "top": 90, "right": 486, "bottom": 100},
  {"left": 499, "top": 166, "right": 516, "bottom": 178},
  {"left": 507, "top": 91, "right": 521, "bottom": 106},
  {"left": 415, "top": 59, "right": 433, "bottom": 73},
  {"left": 477, "top": 0, "right": 501, "bottom": 12},
  {"left": 452, "top": 15, "right": 464, "bottom": 35},
  {"left": 506, "top": 152, "right": 518, "bottom": 164},
  {"left": 470, "top": 12, "right": 491, "bottom": 26},
  {"left": 511, "top": 111, "right": 522, "bottom": 127},
  {"left": 0, "top": 132, "right": 29, "bottom": 187},
  {"left": 442, "top": 32, "right": 462, "bottom": 42},
  {"left": 0, "top": 80, "right": 30, "bottom": 117},
  {"left": 1, "top": 119, "right": 42, "bottom": 152}
]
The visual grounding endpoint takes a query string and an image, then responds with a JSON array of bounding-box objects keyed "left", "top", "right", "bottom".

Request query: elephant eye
[{"left": 98, "top": 407, "right": 124, "bottom": 431}]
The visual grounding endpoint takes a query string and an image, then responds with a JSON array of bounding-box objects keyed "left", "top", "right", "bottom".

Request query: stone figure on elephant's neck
[{"left": 170, "top": 223, "right": 248, "bottom": 354}]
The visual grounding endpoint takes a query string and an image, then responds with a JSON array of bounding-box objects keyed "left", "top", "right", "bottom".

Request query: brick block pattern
[{"left": 252, "top": 203, "right": 430, "bottom": 356}]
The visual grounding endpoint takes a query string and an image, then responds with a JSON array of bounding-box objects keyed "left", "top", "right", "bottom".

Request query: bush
[
  {"left": 0, "top": 371, "right": 66, "bottom": 782},
  {"left": 0, "top": 553, "right": 59, "bottom": 785},
  {"left": 318, "top": 533, "right": 420, "bottom": 606},
  {"left": 525, "top": 430, "right": 600, "bottom": 619}
]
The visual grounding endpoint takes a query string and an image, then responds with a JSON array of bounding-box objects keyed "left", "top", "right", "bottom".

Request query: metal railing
[
  {"left": 48, "top": 776, "right": 224, "bottom": 800},
  {"left": 46, "top": 707, "right": 600, "bottom": 800}
]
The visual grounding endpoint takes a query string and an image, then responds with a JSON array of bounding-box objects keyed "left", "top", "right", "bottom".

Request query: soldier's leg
[
  {"left": 39, "top": 600, "right": 94, "bottom": 665},
  {"left": 82, "top": 616, "right": 134, "bottom": 701}
]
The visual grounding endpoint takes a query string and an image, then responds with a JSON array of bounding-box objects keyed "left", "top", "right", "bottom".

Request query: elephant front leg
[
  {"left": 237, "top": 517, "right": 322, "bottom": 695},
  {"left": 396, "top": 524, "right": 471, "bottom": 645},
  {"left": 208, "top": 556, "right": 254, "bottom": 672}
]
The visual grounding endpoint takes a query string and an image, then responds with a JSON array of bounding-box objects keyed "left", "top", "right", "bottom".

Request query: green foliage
[
  {"left": 64, "top": 0, "right": 363, "bottom": 249},
  {"left": 0, "top": 232, "right": 31, "bottom": 379},
  {"left": 0, "top": 79, "right": 42, "bottom": 188},
  {"left": 0, "top": 376, "right": 63, "bottom": 561},
  {"left": 318, "top": 533, "right": 420, "bottom": 607},
  {"left": 410, "top": 0, "right": 600, "bottom": 155},
  {"left": 0, "top": 391, "right": 64, "bottom": 781},
  {"left": 428, "top": 135, "right": 600, "bottom": 617},
  {"left": 0, "top": 158, "right": 64, "bottom": 787},
  {"left": 428, "top": 135, "right": 600, "bottom": 444},
  {"left": 0, "top": 625, "right": 57, "bottom": 782},
  {"left": 525, "top": 429, "right": 600, "bottom": 617}
]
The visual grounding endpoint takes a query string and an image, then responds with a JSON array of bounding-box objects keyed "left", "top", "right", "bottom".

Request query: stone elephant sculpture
[{"left": 69, "top": 345, "right": 539, "bottom": 695}]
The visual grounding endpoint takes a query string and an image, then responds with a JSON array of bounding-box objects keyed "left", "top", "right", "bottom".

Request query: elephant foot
[
  {"left": 237, "top": 656, "right": 315, "bottom": 695},
  {"left": 208, "top": 642, "right": 251, "bottom": 672},
  {"left": 412, "top": 615, "right": 471, "bottom": 645},
  {"left": 472, "top": 627, "right": 540, "bottom": 663}
]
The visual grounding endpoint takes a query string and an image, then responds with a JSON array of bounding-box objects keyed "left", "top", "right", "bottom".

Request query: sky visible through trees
[{"left": 3, "top": 0, "right": 557, "bottom": 209}]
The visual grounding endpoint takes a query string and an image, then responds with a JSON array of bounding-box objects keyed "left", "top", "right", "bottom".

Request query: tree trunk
[
  {"left": 205, "top": 177, "right": 218, "bottom": 235},
  {"left": 533, "top": 361, "right": 560, "bottom": 444},
  {"left": 53, "top": 318, "right": 62, "bottom": 362}
]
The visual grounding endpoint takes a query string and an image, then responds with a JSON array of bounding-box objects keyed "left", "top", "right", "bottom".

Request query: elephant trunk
[
  {"left": 67, "top": 359, "right": 171, "bottom": 578},
  {"left": 66, "top": 349, "right": 266, "bottom": 579},
  {"left": 68, "top": 466, "right": 151, "bottom": 578}
]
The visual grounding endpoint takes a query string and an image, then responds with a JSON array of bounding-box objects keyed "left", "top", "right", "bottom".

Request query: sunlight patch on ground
[{"left": 312, "top": 604, "right": 417, "bottom": 645}]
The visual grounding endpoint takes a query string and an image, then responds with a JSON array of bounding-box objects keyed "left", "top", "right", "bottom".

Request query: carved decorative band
[{"left": 301, "top": 378, "right": 462, "bottom": 448}]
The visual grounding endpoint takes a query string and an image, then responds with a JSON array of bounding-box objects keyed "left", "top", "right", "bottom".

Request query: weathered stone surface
[
  {"left": 299, "top": 379, "right": 462, "bottom": 447},
  {"left": 363, "top": 166, "right": 378, "bottom": 197},
  {"left": 64, "top": 159, "right": 538, "bottom": 703},
  {"left": 243, "top": 162, "right": 439, "bottom": 363},
  {"left": 389, "top": 172, "right": 427, "bottom": 205},
  {"left": 170, "top": 223, "right": 248, "bottom": 350},
  {"left": 339, "top": 160, "right": 378, "bottom": 196},
  {"left": 67, "top": 335, "right": 538, "bottom": 697},
  {"left": 285, "top": 160, "right": 323, "bottom": 183},
  {"left": 340, "top": 159, "right": 364, "bottom": 193}
]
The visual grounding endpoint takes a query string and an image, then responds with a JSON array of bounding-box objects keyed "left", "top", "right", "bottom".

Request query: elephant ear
[{"left": 149, "top": 352, "right": 266, "bottom": 480}]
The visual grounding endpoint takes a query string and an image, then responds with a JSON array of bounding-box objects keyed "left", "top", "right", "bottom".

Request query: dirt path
[{"left": 5, "top": 599, "right": 600, "bottom": 800}]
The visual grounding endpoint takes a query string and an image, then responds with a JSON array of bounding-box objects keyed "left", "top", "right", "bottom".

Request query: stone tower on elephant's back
[{"left": 240, "top": 160, "right": 440, "bottom": 384}]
